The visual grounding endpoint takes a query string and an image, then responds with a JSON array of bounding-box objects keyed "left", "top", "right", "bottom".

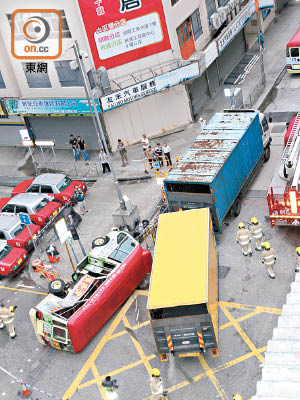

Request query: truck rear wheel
[
  {"left": 232, "top": 197, "right": 241, "bottom": 217},
  {"left": 264, "top": 146, "right": 270, "bottom": 162}
]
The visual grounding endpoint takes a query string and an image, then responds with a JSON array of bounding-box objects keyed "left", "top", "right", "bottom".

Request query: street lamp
[{"left": 66, "top": 40, "right": 125, "bottom": 210}]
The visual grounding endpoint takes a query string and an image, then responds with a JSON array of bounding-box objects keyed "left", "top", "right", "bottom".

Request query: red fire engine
[{"left": 267, "top": 112, "right": 300, "bottom": 227}]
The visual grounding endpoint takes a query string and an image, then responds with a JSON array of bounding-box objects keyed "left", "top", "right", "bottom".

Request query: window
[
  {"left": 58, "top": 9, "right": 72, "bottom": 39},
  {"left": 191, "top": 9, "right": 203, "bottom": 41},
  {"left": 33, "top": 198, "right": 49, "bottom": 213},
  {"left": 262, "top": 117, "right": 269, "bottom": 132},
  {"left": 0, "top": 71, "right": 6, "bottom": 89},
  {"left": 2, "top": 204, "right": 15, "bottom": 213},
  {"left": 41, "top": 185, "right": 53, "bottom": 194},
  {"left": 11, "top": 224, "right": 25, "bottom": 237},
  {"left": 0, "top": 245, "right": 12, "bottom": 261},
  {"left": 291, "top": 48, "right": 300, "bottom": 57},
  {"left": 218, "top": 0, "right": 229, "bottom": 5},
  {"left": 53, "top": 326, "right": 67, "bottom": 342},
  {"left": 54, "top": 61, "right": 83, "bottom": 87},
  {"left": 15, "top": 205, "right": 28, "bottom": 213},
  {"left": 109, "top": 236, "right": 137, "bottom": 263},
  {"left": 206, "top": 0, "right": 217, "bottom": 20},
  {"left": 87, "top": 69, "right": 96, "bottom": 90},
  {"left": 22, "top": 63, "right": 51, "bottom": 88},
  {"left": 171, "top": 0, "right": 180, "bottom": 5},
  {"left": 57, "top": 176, "right": 72, "bottom": 191},
  {"left": 27, "top": 184, "right": 40, "bottom": 193},
  {"left": 177, "top": 18, "right": 195, "bottom": 60}
]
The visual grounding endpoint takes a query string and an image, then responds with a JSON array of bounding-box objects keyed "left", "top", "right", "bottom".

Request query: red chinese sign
[{"left": 77, "top": 0, "right": 171, "bottom": 70}]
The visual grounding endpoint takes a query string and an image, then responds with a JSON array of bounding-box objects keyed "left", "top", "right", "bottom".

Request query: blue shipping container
[{"left": 164, "top": 111, "right": 264, "bottom": 231}]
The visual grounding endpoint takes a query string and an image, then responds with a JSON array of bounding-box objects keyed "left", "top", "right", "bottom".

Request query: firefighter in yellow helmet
[
  {"left": 261, "top": 242, "right": 276, "bottom": 279},
  {"left": 150, "top": 368, "right": 163, "bottom": 400},
  {"left": 296, "top": 247, "right": 300, "bottom": 273},
  {"left": 233, "top": 395, "right": 243, "bottom": 400},
  {"left": 236, "top": 222, "right": 252, "bottom": 256},
  {"left": 250, "top": 217, "right": 264, "bottom": 251}
]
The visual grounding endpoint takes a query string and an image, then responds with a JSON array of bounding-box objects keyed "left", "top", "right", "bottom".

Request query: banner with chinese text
[{"left": 77, "top": 0, "right": 171, "bottom": 69}]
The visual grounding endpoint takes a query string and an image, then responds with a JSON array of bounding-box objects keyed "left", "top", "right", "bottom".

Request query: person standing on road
[
  {"left": 117, "top": 139, "right": 128, "bottom": 167},
  {"left": 199, "top": 117, "right": 207, "bottom": 131},
  {"left": 69, "top": 134, "right": 79, "bottom": 161},
  {"left": 0, "top": 303, "right": 16, "bottom": 339},
  {"left": 261, "top": 242, "right": 276, "bottom": 279},
  {"left": 77, "top": 136, "right": 90, "bottom": 163},
  {"left": 154, "top": 143, "right": 164, "bottom": 167},
  {"left": 295, "top": 247, "right": 300, "bottom": 273},
  {"left": 258, "top": 30, "right": 264, "bottom": 51},
  {"left": 144, "top": 145, "right": 154, "bottom": 170},
  {"left": 150, "top": 368, "right": 163, "bottom": 400},
  {"left": 162, "top": 143, "right": 172, "bottom": 166},
  {"left": 98, "top": 149, "right": 111, "bottom": 174},
  {"left": 250, "top": 217, "right": 264, "bottom": 251},
  {"left": 236, "top": 222, "right": 252, "bottom": 256},
  {"left": 142, "top": 134, "right": 149, "bottom": 153},
  {"left": 74, "top": 185, "right": 88, "bottom": 214}
]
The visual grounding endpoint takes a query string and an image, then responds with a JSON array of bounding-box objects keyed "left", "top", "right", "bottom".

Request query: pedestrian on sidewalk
[
  {"left": 150, "top": 368, "right": 164, "bottom": 400},
  {"left": 199, "top": 117, "right": 207, "bottom": 131},
  {"left": 74, "top": 185, "right": 88, "bottom": 214},
  {"left": 236, "top": 222, "right": 252, "bottom": 256},
  {"left": 69, "top": 134, "right": 79, "bottom": 161},
  {"left": 141, "top": 134, "right": 149, "bottom": 152},
  {"left": 261, "top": 242, "right": 276, "bottom": 279},
  {"left": 117, "top": 139, "right": 129, "bottom": 167},
  {"left": 0, "top": 303, "right": 16, "bottom": 339},
  {"left": 144, "top": 145, "right": 154, "bottom": 169},
  {"left": 250, "top": 217, "right": 264, "bottom": 251},
  {"left": 77, "top": 136, "right": 90, "bottom": 163},
  {"left": 154, "top": 143, "right": 164, "bottom": 167},
  {"left": 162, "top": 143, "right": 172, "bottom": 166},
  {"left": 98, "top": 149, "right": 111, "bottom": 174},
  {"left": 295, "top": 247, "right": 300, "bottom": 273},
  {"left": 258, "top": 30, "right": 264, "bottom": 51}
]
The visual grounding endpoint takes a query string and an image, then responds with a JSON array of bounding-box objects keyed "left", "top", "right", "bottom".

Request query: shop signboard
[
  {"left": 217, "top": 1, "right": 256, "bottom": 53},
  {"left": 77, "top": 0, "right": 171, "bottom": 70},
  {"left": 5, "top": 99, "right": 102, "bottom": 115},
  {"left": 101, "top": 62, "right": 200, "bottom": 111},
  {"left": 259, "top": 0, "right": 274, "bottom": 8}
]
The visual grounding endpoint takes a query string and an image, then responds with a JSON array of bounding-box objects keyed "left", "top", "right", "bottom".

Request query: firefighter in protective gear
[
  {"left": 261, "top": 242, "right": 276, "bottom": 279},
  {"left": 296, "top": 247, "right": 300, "bottom": 273},
  {"left": 236, "top": 222, "right": 252, "bottom": 256},
  {"left": 250, "top": 217, "right": 264, "bottom": 251},
  {"left": 150, "top": 368, "right": 163, "bottom": 400},
  {"left": 233, "top": 395, "right": 243, "bottom": 400},
  {"left": 0, "top": 303, "right": 16, "bottom": 338}
]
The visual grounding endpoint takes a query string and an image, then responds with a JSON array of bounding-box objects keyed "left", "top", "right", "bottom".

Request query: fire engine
[{"left": 267, "top": 112, "right": 300, "bottom": 226}]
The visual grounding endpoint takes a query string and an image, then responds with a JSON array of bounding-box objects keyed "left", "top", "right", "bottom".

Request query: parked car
[
  {"left": 0, "top": 215, "right": 40, "bottom": 250},
  {"left": 0, "top": 240, "right": 28, "bottom": 277},
  {"left": 11, "top": 174, "right": 87, "bottom": 204},
  {"left": 0, "top": 193, "right": 62, "bottom": 227}
]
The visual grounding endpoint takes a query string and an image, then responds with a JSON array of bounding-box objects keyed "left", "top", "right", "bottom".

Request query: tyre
[
  {"left": 232, "top": 197, "right": 241, "bottom": 217},
  {"left": 48, "top": 279, "right": 66, "bottom": 295},
  {"left": 92, "top": 236, "right": 109, "bottom": 248},
  {"left": 264, "top": 146, "right": 270, "bottom": 162}
]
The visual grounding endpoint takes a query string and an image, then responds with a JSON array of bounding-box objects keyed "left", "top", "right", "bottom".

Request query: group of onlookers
[
  {"left": 142, "top": 135, "right": 172, "bottom": 170},
  {"left": 69, "top": 134, "right": 90, "bottom": 162}
]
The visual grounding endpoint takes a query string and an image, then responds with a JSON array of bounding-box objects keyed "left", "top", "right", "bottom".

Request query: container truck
[
  {"left": 147, "top": 208, "right": 219, "bottom": 361},
  {"left": 164, "top": 110, "right": 271, "bottom": 232}
]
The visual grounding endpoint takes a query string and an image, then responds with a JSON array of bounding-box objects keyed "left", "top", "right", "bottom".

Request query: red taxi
[
  {"left": 0, "top": 193, "right": 61, "bottom": 227},
  {"left": 0, "top": 240, "right": 28, "bottom": 277},
  {"left": 12, "top": 174, "right": 86, "bottom": 204},
  {"left": 0, "top": 215, "right": 40, "bottom": 250}
]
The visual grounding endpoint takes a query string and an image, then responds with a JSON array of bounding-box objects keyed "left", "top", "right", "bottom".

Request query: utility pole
[
  {"left": 255, "top": 0, "right": 266, "bottom": 87},
  {"left": 71, "top": 41, "right": 125, "bottom": 210}
]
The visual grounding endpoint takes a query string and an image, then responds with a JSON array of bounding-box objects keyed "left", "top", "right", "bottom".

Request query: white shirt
[
  {"left": 163, "top": 145, "right": 171, "bottom": 153},
  {"left": 98, "top": 152, "right": 109, "bottom": 164},
  {"left": 142, "top": 137, "right": 149, "bottom": 149}
]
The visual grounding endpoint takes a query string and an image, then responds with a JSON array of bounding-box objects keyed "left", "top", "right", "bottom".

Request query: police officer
[
  {"left": 0, "top": 303, "right": 16, "bottom": 339},
  {"left": 296, "top": 247, "right": 300, "bottom": 273},
  {"left": 236, "top": 222, "right": 252, "bottom": 256},
  {"left": 261, "top": 242, "right": 276, "bottom": 279},
  {"left": 150, "top": 368, "right": 163, "bottom": 400},
  {"left": 250, "top": 217, "right": 264, "bottom": 251},
  {"left": 233, "top": 395, "right": 243, "bottom": 400}
]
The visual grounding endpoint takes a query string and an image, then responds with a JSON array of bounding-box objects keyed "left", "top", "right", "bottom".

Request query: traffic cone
[{"left": 19, "top": 382, "right": 32, "bottom": 399}]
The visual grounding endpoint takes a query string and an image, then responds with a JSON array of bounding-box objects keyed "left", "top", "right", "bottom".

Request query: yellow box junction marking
[{"left": 64, "top": 295, "right": 279, "bottom": 400}]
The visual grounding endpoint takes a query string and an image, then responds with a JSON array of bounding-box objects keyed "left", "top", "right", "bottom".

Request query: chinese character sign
[{"left": 77, "top": 0, "right": 171, "bottom": 70}]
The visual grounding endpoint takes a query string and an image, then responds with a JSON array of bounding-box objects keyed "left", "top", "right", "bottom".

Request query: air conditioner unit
[
  {"left": 218, "top": 7, "right": 227, "bottom": 24},
  {"left": 228, "top": 0, "right": 236, "bottom": 10},
  {"left": 210, "top": 13, "right": 222, "bottom": 30}
]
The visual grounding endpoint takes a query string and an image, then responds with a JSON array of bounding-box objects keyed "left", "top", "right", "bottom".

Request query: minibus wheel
[
  {"left": 92, "top": 236, "right": 109, "bottom": 248},
  {"left": 48, "top": 279, "right": 66, "bottom": 295}
]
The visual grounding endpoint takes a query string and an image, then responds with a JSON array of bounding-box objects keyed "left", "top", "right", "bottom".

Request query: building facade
[{"left": 0, "top": 0, "right": 278, "bottom": 150}]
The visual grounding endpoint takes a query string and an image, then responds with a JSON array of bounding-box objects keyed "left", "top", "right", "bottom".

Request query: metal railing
[
  {"left": 242, "top": 78, "right": 266, "bottom": 108},
  {"left": 33, "top": 160, "right": 102, "bottom": 178}
]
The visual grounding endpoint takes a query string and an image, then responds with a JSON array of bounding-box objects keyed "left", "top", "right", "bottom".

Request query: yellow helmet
[
  {"left": 233, "top": 395, "right": 242, "bottom": 400},
  {"left": 296, "top": 247, "right": 300, "bottom": 254},
  {"left": 238, "top": 222, "right": 245, "bottom": 229},
  {"left": 151, "top": 368, "right": 160, "bottom": 377},
  {"left": 251, "top": 217, "right": 258, "bottom": 225},
  {"left": 264, "top": 242, "right": 270, "bottom": 250}
]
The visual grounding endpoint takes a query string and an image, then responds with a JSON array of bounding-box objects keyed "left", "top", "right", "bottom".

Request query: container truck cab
[
  {"left": 147, "top": 208, "right": 219, "bottom": 361},
  {"left": 29, "top": 229, "right": 152, "bottom": 353}
]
